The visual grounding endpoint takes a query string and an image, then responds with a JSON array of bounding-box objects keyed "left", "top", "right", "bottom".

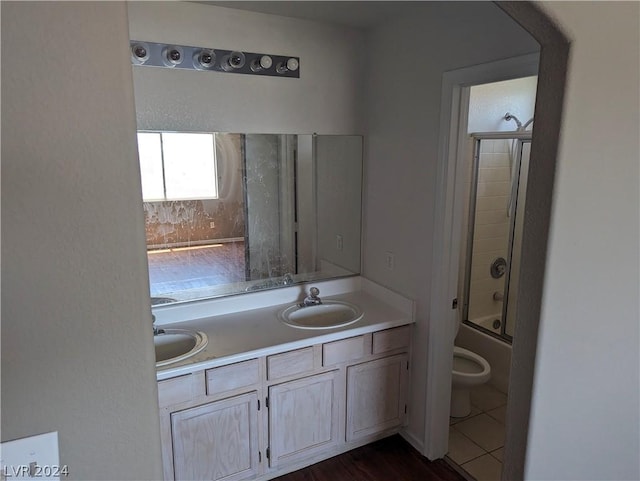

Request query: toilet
[{"left": 450, "top": 345, "right": 492, "bottom": 417}]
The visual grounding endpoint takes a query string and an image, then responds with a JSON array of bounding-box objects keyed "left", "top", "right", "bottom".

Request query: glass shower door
[{"left": 462, "top": 134, "right": 531, "bottom": 342}]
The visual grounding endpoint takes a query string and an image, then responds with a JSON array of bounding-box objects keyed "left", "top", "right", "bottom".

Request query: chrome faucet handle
[
  {"left": 301, "top": 286, "right": 322, "bottom": 307},
  {"left": 152, "top": 314, "right": 164, "bottom": 336}
]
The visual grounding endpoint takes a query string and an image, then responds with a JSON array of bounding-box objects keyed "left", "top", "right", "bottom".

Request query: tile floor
[{"left": 447, "top": 383, "right": 508, "bottom": 481}]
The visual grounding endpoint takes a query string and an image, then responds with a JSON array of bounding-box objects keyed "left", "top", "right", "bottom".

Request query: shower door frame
[{"left": 463, "top": 132, "right": 532, "bottom": 343}]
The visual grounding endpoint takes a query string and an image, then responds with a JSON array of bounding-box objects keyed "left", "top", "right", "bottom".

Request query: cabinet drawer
[
  {"left": 206, "top": 358, "right": 260, "bottom": 396},
  {"left": 372, "top": 325, "right": 411, "bottom": 354},
  {"left": 322, "top": 335, "right": 368, "bottom": 366},
  {"left": 267, "top": 347, "right": 314, "bottom": 380},
  {"left": 158, "top": 374, "right": 200, "bottom": 408}
]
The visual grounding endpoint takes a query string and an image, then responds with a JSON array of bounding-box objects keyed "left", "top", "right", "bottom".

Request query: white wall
[
  {"left": 1, "top": 2, "right": 163, "bottom": 480},
  {"left": 526, "top": 2, "right": 639, "bottom": 479},
  {"left": 467, "top": 76, "right": 537, "bottom": 133},
  {"left": 316, "top": 136, "right": 363, "bottom": 274},
  {"left": 361, "top": 1, "right": 539, "bottom": 447},
  {"left": 127, "top": 2, "right": 365, "bottom": 134}
]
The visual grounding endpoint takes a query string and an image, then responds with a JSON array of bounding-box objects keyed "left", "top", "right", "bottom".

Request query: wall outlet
[
  {"left": 336, "top": 234, "right": 343, "bottom": 251},
  {"left": 209, "top": 221, "right": 215, "bottom": 229},
  {"left": 385, "top": 251, "right": 395, "bottom": 270},
  {"left": 1, "top": 432, "right": 62, "bottom": 480}
]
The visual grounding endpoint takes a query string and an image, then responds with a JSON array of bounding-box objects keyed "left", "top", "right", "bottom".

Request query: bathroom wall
[
  {"left": 467, "top": 77, "right": 537, "bottom": 133},
  {"left": 526, "top": 2, "right": 639, "bottom": 479},
  {"left": 361, "top": 1, "right": 539, "bottom": 447},
  {"left": 4, "top": 2, "right": 638, "bottom": 479},
  {"left": 127, "top": 2, "right": 365, "bottom": 135},
  {"left": 1, "top": 2, "right": 163, "bottom": 479},
  {"left": 316, "top": 136, "right": 363, "bottom": 275}
]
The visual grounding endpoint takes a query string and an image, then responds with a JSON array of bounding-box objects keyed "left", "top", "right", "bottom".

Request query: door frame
[
  {"left": 423, "top": 52, "right": 540, "bottom": 459},
  {"left": 424, "top": 4, "right": 570, "bottom": 478}
]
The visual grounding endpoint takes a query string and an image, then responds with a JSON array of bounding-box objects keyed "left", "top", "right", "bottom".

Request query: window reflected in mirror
[
  {"left": 138, "top": 132, "right": 219, "bottom": 202},
  {"left": 137, "top": 133, "right": 363, "bottom": 305}
]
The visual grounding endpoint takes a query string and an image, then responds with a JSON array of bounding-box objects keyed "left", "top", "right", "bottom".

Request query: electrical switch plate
[
  {"left": 385, "top": 251, "right": 395, "bottom": 270},
  {"left": 336, "top": 235, "right": 343, "bottom": 251},
  {"left": 1, "top": 432, "right": 62, "bottom": 480},
  {"left": 209, "top": 221, "right": 215, "bottom": 228}
]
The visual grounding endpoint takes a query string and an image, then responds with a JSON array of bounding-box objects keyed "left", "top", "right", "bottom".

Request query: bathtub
[{"left": 468, "top": 314, "right": 503, "bottom": 335}]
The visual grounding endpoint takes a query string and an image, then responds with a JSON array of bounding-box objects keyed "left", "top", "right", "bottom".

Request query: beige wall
[
  {"left": 5, "top": 3, "right": 636, "bottom": 479},
  {"left": 526, "top": 2, "right": 639, "bottom": 479},
  {"left": 1, "top": 2, "right": 163, "bottom": 480},
  {"left": 468, "top": 76, "right": 538, "bottom": 133},
  {"left": 361, "top": 1, "right": 539, "bottom": 446},
  {"left": 127, "top": 1, "right": 365, "bottom": 135}
]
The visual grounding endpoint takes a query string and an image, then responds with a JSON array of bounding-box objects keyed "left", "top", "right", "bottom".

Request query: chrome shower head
[{"left": 504, "top": 112, "right": 523, "bottom": 129}]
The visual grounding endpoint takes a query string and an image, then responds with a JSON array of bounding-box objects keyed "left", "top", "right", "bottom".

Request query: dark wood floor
[{"left": 273, "top": 435, "right": 467, "bottom": 481}]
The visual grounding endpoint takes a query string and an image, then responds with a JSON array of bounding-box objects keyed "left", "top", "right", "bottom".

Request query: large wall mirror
[{"left": 139, "top": 131, "right": 363, "bottom": 305}]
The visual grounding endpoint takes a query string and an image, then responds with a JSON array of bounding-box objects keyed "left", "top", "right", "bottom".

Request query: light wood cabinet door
[
  {"left": 346, "top": 354, "right": 408, "bottom": 442},
  {"left": 171, "top": 392, "right": 260, "bottom": 481},
  {"left": 268, "top": 370, "right": 340, "bottom": 468}
]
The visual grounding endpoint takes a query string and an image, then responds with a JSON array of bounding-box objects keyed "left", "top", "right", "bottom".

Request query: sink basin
[
  {"left": 279, "top": 301, "right": 363, "bottom": 330},
  {"left": 154, "top": 329, "right": 208, "bottom": 367}
]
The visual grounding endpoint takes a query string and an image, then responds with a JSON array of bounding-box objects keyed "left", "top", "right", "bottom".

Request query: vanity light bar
[{"left": 130, "top": 40, "right": 300, "bottom": 78}]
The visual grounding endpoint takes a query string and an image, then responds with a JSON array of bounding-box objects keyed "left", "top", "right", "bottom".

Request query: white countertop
[{"left": 155, "top": 278, "right": 415, "bottom": 381}]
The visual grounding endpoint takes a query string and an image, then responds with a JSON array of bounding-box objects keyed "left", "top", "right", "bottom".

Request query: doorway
[
  {"left": 423, "top": 52, "right": 539, "bottom": 465},
  {"left": 447, "top": 76, "right": 537, "bottom": 480}
]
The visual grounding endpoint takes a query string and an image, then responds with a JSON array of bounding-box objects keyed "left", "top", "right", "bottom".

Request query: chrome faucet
[
  {"left": 300, "top": 287, "right": 322, "bottom": 307},
  {"left": 282, "top": 273, "right": 294, "bottom": 285},
  {"left": 152, "top": 314, "right": 164, "bottom": 336}
]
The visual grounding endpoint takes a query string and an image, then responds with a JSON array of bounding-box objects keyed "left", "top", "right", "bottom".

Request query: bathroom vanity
[{"left": 153, "top": 277, "right": 415, "bottom": 481}]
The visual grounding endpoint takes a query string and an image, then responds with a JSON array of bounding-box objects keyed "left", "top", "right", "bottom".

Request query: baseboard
[
  {"left": 258, "top": 429, "right": 403, "bottom": 481},
  {"left": 147, "top": 237, "right": 244, "bottom": 250},
  {"left": 400, "top": 428, "right": 425, "bottom": 455}
]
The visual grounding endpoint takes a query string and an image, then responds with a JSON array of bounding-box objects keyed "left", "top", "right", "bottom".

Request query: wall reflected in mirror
[{"left": 139, "top": 132, "right": 363, "bottom": 304}]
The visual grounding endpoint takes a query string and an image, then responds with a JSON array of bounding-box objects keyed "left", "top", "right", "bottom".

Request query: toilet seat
[{"left": 452, "top": 346, "right": 491, "bottom": 384}]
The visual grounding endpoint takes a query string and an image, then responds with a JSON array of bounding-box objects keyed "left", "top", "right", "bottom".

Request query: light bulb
[
  {"left": 251, "top": 55, "right": 273, "bottom": 72},
  {"left": 194, "top": 49, "right": 216, "bottom": 70},
  {"left": 286, "top": 58, "right": 299, "bottom": 71},
  {"left": 162, "top": 46, "right": 184, "bottom": 67},
  {"left": 276, "top": 57, "right": 300, "bottom": 74},
  {"left": 222, "top": 51, "right": 246, "bottom": 71},
  {"left": 131, "top": 42, "right": 150, "bottom": 65}
]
